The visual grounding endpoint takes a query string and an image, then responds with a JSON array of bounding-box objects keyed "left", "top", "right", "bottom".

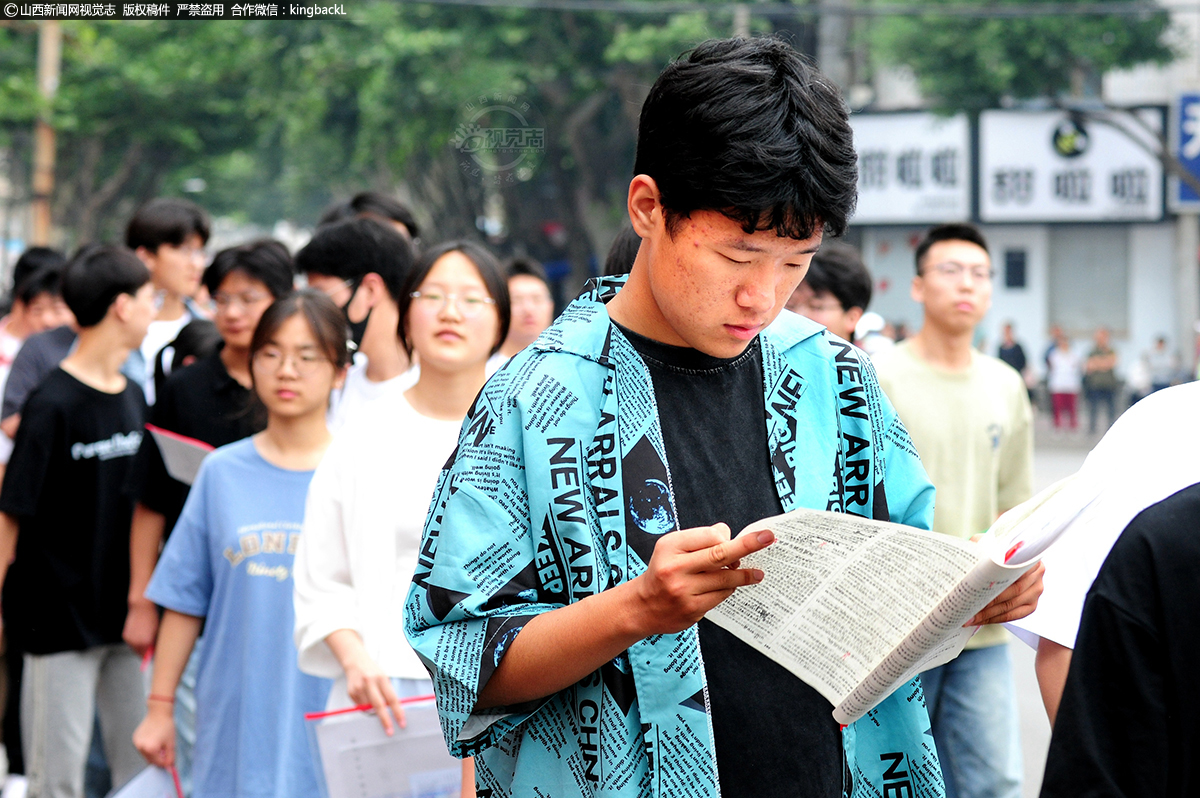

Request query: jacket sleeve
[
  {"left": 863, "top": 356, "right": 936, "bottom": 531},
  {"left": 403, "top": 355, "right": 601, "bottom": 757}
]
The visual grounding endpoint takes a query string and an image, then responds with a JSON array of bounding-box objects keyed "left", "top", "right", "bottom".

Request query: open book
[{"left": 706, "top": 477, "right": 1090, "bottom": 724}]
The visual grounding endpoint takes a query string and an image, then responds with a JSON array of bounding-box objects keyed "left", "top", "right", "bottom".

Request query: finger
[
  {"left": 968, "top": 565, "right": 1045, "bottom": 626},
  {"left": 971, "top": 578, "right": 1044, "bottom": 625},
  {"left": 365, "top": 680, "right": 393, "bottom": 736},
  {"left": 380, "top": 679, "right": 406, "bottom": 731},
  {"left": 691, "top": 566, "right": 766, "bottom": 596},
  {"left": 688, "top": 528, "right": 775, "bottom": 572},
  {"left": 671, "top": 523, "right": 732, "bottom": 553}
]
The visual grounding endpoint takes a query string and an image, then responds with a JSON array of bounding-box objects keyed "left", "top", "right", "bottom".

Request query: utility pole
[
  {"left": 817, "top": 0, "right": 851, "bottom": 90},
  {"left": 32, "top": 21, "right": 61, "bottom": 247},
  {"left": 733, "top": 4, "right": 749, "bottom": 37}
]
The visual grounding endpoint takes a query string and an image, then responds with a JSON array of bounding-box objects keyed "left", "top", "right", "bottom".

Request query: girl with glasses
[
  {"left": 293, "top": 241, "right": 510, "bottom": 796},
  {"left": 133, "top": 290, "right": 350, "bottom": 798}
]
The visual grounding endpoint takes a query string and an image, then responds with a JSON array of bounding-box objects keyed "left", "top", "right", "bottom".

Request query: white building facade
[{"left": 847, "top": 105, "right": 1194, "bottom": 383}]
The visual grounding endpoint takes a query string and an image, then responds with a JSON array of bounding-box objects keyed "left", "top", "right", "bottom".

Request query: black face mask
[{"left": 342, "top": 277, "right": 370, "bottom": 352}]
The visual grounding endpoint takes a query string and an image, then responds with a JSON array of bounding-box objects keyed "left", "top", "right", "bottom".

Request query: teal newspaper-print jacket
[{"left": 404, "top": 276, "right": 945, "bottom": 798}]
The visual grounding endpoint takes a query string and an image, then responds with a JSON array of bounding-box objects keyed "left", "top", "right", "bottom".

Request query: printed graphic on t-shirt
[
  {"left": 222, "top": 520, "right": 302, "bottom": 572},
  {"left": 71, "top": 430, "right": 142, "bottom": 461}
]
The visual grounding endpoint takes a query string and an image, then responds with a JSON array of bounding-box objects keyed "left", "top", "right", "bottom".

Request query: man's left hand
[{"left": 967, "top": 561, "right": 1045, "bottom": 626}]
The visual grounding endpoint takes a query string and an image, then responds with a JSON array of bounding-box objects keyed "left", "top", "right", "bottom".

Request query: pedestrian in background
[
  {"left": 0, "top": 246, "right": 156, "bottom": 798},
  {"left": 1083, "top": 327, "right": 1118, "bottom": 434},
  {"left": 1145, "top": 335, "right": 1179, "bottom": 393},
  {"left": 133, "top": 291, "right": 348, "bottom": 798},
  {"left": 1047, "top": 329, "right": 1083, "bottom": 430}
]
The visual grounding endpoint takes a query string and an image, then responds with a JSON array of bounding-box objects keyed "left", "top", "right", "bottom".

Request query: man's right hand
[
  {"left": 123, "top": 598, "right": 160, "bottom": 657},
  {"left": 475, "top": 522, "right": 774, "bottom": 709},
  {"left": 133, "top": 703, "right": 176, "bottom": 767},
  {"left": 630, "top": 523, "right": 773, "bottom": 637}
]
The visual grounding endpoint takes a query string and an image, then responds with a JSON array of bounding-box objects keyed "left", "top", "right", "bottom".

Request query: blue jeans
[{"left": 920, "top": 645, "right": 1021, "bottom": 798}]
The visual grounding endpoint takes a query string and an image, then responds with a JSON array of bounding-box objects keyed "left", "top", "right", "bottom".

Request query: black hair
[
  {"left": 914, "top": 223, "right": 990, "bottom": 274},
  {"left": 125, "top": 197, "right": 211, "bottom": 252},
  {"left": 635, "top": 37, "right": 857, "bottom": 241},
  {"left": 318, "top": 191, "right": 420, "bottom": 240},
  {"left": 249, "top": 289, "right": 353, "bottom": 390},
  {"left": 295, "top": 217, "right": 413, "bottom": 304},
  {"left": 11, "top": 246, "right": 66, "bottom": 296},
  {"left": 804, "top": 241, "right": 872, "bottom": 313},
  {"left": 14, "top": 266, "right": 63, "bottom": 306},
  {"left": 61, "top": 245, "right": 151, "bottom": 328},
  {"left": 202, "top": 239, "right": 295, "bottom": 300},
  {"left": 506, "top": 257, "right": 549, "bottom": 286},
  {"left": 397, "top": 240, "right": 511, "bottom": 358},
  {"left": 153, "top": 319, "right": 222, "bottom": 401},
  {"left": 603, "top": 227, "right": 641, "bottom": 277}
]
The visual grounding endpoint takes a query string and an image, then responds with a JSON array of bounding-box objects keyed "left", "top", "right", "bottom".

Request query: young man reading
[
  {"left": 296, "top": 217, "right": 414, "bottom": 431},
  {"left": 405, "top": 40, "right": 1041, "bottom": 798},
  {"left": 0, "top": 246, "right": 157, "bottom": 798},
  {"left": 873, "top": 224, "right": 1035, "bottom": 798}
]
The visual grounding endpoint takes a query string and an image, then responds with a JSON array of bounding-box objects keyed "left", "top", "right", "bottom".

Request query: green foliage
[
  {"left": 0, "top": 8, "right": 737, "bottom": 252},
  {"left": 605, "top": 12, "right": 716, "bottom": 64},
  {"left": 868, "top": 1, "right": 1177, "bottom": 111}
]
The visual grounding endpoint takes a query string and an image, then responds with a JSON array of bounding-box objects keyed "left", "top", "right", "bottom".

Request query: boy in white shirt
[
  {"left": 126, "top": 198, "right": 210, "bottom": 404},
  {"left": 296, "top": 218, "right": 415, "bottom": 431}
]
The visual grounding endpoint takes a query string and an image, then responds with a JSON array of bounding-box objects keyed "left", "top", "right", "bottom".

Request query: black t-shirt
[
  {"left": 618, "top": 323, "right": 842, "bottom": 798},
  {"left": 1040, "top": 482, "right": 1200, "bottom": 798},
  {"left": 0, "top": 367, "right": 146, "bottom": 654},
  {"left": 997, "top": 343, "right": 1027, "bottom": 374},
  {"left": 127, "top": 348, "right": 261, "bottom": 536}
]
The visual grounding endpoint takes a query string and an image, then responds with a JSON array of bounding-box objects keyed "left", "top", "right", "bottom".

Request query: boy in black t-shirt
[{"left": 0, "top": 246, "right": 156, "bottom": 798}]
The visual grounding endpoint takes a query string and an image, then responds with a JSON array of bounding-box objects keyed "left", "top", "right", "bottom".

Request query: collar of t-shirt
[{"left": 611, "top": 321, "right": 758, "bottom": 373}]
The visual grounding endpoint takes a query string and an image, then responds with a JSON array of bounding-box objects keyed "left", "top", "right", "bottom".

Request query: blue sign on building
[{"left": 1173, "top": 92, "right": 1200, "bottom": 209}]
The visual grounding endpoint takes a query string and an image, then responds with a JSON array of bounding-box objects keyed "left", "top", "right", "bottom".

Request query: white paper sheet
[
  {"left": 110, "top": 767, "right": 179, "bottom": 798},
  {"left": 308, "top": 701, "right": 461, "bottom": 798},
  {"left": 148, "top": 424, "right": 214, "bottom": 486}
]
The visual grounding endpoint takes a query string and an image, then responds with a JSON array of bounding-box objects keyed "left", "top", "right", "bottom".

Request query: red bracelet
[{"left": 148, "top": 693, "right": 175, "bottom": 704}]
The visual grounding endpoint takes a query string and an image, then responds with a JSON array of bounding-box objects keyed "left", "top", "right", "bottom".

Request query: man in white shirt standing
[
  {"left": 126, "top": 198, "right": 210, "bottom": 404},
  {"left": 873, "top": 223, "right": 1034, "bottom": 798},
  {"left": 296, "top": 217, "right": 415, "bottom": 431}
]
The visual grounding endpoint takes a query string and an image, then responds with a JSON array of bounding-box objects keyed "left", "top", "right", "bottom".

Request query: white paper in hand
[
  {"left": 307, "top": 699, "right": 461, "bottom": 798},
  {"left": 110, "top": 767, "right": 179, "bottom": 798},
  {"left": 147, "top": 424, "right": 214, "bottom": 486}
]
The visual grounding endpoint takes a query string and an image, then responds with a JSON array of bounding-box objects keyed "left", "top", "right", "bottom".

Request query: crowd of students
[
  {"left": 0, "top": 188, "right": 559, "bottom": 798},
  {"left": 0, "top": 32, "right": 1190, "bottom": 798}
]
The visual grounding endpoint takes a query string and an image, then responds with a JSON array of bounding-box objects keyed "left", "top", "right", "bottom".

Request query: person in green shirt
[
  {"left": 1083, "top": 326, "right": 1118, "bottom": 434},
  {"left": 873, "top": 223, "right": 1034, "bottom": 798}
]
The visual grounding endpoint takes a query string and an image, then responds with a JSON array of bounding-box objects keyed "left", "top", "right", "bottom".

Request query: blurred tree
[
  {"left": 0, "top": 5, "right": 816, "bottom": 283},
  {"left": 867, "top": 0, "right": 1176, "bottom": 111}
]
